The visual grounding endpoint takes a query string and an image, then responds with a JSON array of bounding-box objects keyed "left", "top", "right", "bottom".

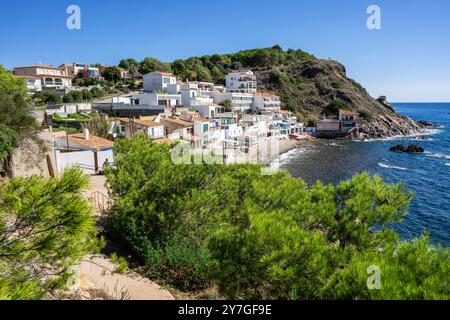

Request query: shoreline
[{"left": 265, "top": 127, "right": 442, "bottom": 169}]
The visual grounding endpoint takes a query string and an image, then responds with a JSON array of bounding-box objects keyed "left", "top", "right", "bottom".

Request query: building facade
[
  {"left": 213, "top": 92, "right": 255, "bottom": 113},
  {"left": 253, "top": 92, "right": 281, "bottom": 112},
  {"left": 60, "top": 63, "right": 100, "bottom": 79},
  {"left": 14, "top": 65, "right": 72, "bottom": 89},
  {"left": 225, "top": 70, "right": 257, "bottom": 94},
  {"left": 143, "top": 71, "right": 177, "bottom": 93}
]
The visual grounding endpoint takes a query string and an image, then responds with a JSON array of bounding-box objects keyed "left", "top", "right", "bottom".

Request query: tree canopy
[
  {"left": 104, "top": 135, "right": 449, "bottom": 299},
  {"left": 119, "top": 58, "right": 140, "bottom": 74},
  {"left": 0, "top": 168, "right": 99, "bottom": 299},
  {"left": 138, "top": 57, "right": 172, "bottom": 75}
]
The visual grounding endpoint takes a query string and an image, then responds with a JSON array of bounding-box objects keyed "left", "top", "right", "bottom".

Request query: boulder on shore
[
  {"left": 390, "top": 144, "right": 424, "bottom": 153},
  {"left": 417, "top": 120, "right": 433, "bottom": 127}
]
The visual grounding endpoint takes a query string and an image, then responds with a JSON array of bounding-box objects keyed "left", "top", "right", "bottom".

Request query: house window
[{"left": 203, "top": 124, "right": 209, "bottom": 133}]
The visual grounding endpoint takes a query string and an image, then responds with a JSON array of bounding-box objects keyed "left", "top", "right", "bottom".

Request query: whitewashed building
[
  {"left": 143, "top": 71, "right": 177, "bottom": 93},
  {"left": 14, "top": 64, "right": 72, "bottom": 89},
  {"left": 225, "top": 70, "right": 257, "bottom": 94},
  {"left": 16, "top": 76, "right": 42, "bottom": 92},
  {"left": 254, "top": 92, "right": 281, "bottom": 112},
  {"left": 131, "top": 93, "right": 181, "bottom": 109},
  {"left": 213, "top": 92, "right": 254, "bottom": 113}
]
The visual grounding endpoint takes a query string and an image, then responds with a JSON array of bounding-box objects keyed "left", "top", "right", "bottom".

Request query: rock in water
[
  {"left": 390, "top": 144, "right": 406, "bottom": 152},
  {"left": 417, "top": 120, "right": 434, "bottom": 127},
  {"left": 390, "top": 144, "right": 424, "bottom": 153},
  {"left": 406, "top": 144, "right": 424, "bottom": 153}
]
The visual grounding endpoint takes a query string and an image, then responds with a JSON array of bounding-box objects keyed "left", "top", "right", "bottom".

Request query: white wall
[
  {"left": 143, "top": 72, "right": 177, "bottom": 93},
  {"left": 55, "top": 149, "right": 114, "bottom": 174},
  {"left": 46, "top": 103, "right": 92, "bottom": 115},
  {"left": 147, "top": 126, "right": 164, "bottom": 139}
]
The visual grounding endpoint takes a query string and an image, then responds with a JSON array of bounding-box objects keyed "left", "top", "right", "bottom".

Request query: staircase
[{"left": 90, "top": 191, "right": 111, "bottom": 215}]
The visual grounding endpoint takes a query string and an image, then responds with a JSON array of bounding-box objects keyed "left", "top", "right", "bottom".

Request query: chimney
[{"left": 83, "top": 128, "right": 90, "bottom": 140}]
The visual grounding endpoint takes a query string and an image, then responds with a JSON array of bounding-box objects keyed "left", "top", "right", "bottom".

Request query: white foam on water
[
  {"left": 378, "top": 162, "right": 408, "bottom": 171},
  {"left": 426, "top": 153, "right": 450, "bottom": 160},
  {"left": 357, "top": 128, "right": 442, "bottom": 143}
]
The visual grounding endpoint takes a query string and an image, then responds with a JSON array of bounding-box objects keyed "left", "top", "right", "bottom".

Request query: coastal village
[{"left": 12, "top": 62, "right": 361, "bottom": 176}]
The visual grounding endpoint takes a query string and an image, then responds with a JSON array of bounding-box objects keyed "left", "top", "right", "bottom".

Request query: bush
[
  {"left": 90, "top": 87, "right": 104, "bottom": 98},
  {"left": 103, "top": 135, "right": 450, "bottom": 300},
  {"left": 359, "top": 109, "right": 373, "bottom": 121},
  {"left": 0, "top": 168, "right": 99, "bottom": 299},
  {"left": 325, "top": 99, "right": 351, "bottom": 115}
]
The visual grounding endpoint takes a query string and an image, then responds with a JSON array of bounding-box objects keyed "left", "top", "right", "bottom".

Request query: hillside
[{"left": 130, "top": 45, "right": 421, "bottom": 139}]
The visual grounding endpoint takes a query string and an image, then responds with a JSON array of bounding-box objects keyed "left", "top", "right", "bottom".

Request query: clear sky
[{"left": 1, "top": 0, "right": 449, "bottom": 102}]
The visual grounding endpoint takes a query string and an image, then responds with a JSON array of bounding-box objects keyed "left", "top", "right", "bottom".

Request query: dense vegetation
[
  {"left": 0, "top": 65, "right": 38, "bottom": 178},
  {"left": 119, "top": 45, "right": 315, "bottom": 84},
  {"left": 0, "top": 65, "right": 99, "bottom": 299},
  {"left": 0, "top": 168, "right": 99, "bottom": 299},
  {"left": 104, "top": 135, "right": 449, "bottom": 299}
]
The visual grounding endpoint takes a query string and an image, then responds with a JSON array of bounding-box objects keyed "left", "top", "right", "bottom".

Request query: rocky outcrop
[
  {"left": 390, "top": 144, "right": 424, "bottom": 153},
  {"left": 254, "top": 59, "right": 422, "bottom": 139}
]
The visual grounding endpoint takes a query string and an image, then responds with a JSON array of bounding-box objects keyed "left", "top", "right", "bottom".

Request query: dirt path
[
  {"left": 78, "top": 175, "right": 174, "bottom": 300},
  {"left": 80, "top": 255, "right": 173, "bottom": 300}
]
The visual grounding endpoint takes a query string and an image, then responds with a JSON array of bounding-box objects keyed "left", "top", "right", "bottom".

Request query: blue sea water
[{"left": 278, "top": 103, "right": 450, "bottom": 246}]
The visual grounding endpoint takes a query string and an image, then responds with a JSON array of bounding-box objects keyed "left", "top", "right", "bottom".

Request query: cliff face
[{"left": 253, "top": 59, "right": 420, "bottom": 139}]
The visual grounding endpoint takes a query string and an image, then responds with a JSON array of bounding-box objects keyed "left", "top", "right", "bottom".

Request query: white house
[
  {"left": 253, "top": 92, "right": 281, "bottom": 112},
  {"left": 131, "top": 93, "right": 181, "bottom": 109},
  {"left": 224, "top": 123, "right": 244, "bottom": 139},
  {"left": 225, "top": 70, "right": 257, "bottom": 94},
  {"left": 193, "top": 118, "right": 224, "bottom": 144},
  {"left": 53, "top": 129, "right": 114, "bottom": 174},
  {"left": 14, "top": 64, "right": 72, "bottom": 89},
  {"left": 16, "top": 76, "right": 42, "bottom": 92},
  {"left": 190, "top": 104, "right": 220, "bottom": 118},
  {"left": 213, "top": 92, "right": 254, "bottom": 113},
  {"left": 115, "top": 118, "right": 165, "bottom": 139},
  {"left": 143, "top": 71, "right": 177, "bottom": 93}
]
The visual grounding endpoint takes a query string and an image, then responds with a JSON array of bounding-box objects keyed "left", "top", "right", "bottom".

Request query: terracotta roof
[
  {"left": 257, "top": 92, "right": 279, "bottom": 97},
  {"left": 67, "top": 133, "right": 114, "bottom": 151},
  {"left": 160, "top": 117, "right": 192, "bottom": 127},
  {"left": 125, "top": 119, "right": 162, "bottom": 127},
  {"left": 339, "top": 109, "right": 359, "bottom": 115}
]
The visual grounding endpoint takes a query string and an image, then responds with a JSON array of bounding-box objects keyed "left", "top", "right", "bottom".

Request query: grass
[
  {"left": 52, "top": 126, "right": 79, "bottom": 134},
  {"left": 110, "top": 252, "right": 129, "bottom": 275}
]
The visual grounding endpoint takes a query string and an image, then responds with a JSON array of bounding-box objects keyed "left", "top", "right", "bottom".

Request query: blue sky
[{"left": 1, "top": 0, "right": 450, "bottom": 102}]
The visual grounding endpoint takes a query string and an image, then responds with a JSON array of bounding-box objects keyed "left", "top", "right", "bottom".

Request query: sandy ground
[
  {"left": 76, "top": 175, "right": 174, "bottom": 300},
  {"left": 80, "top": 255, "right": 173, "bottom": 300}
]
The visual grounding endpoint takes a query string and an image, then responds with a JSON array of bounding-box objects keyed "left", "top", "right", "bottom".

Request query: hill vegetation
[{"left": 119, "top": 45, "right": 419, "bottom": 138}]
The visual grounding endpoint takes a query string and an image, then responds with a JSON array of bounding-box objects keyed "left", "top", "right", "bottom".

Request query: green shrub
[
  {"left": 359, "top": 109, "right": 373, "bottom": 121},
  {"left": 325, "top": 99, "right": 351, "bottom": 115},
  {"left": 103, "top": 135, "right": 450, "bottom": 300}
]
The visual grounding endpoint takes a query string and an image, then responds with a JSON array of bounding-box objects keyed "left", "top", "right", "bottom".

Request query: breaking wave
[{"left": 378, "top": 162, "right": 408, "bottom": 171}]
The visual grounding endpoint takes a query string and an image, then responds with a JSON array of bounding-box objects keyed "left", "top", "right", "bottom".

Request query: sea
[{"left": 276, "top": 103, "right": 450, "bottom": 247}]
